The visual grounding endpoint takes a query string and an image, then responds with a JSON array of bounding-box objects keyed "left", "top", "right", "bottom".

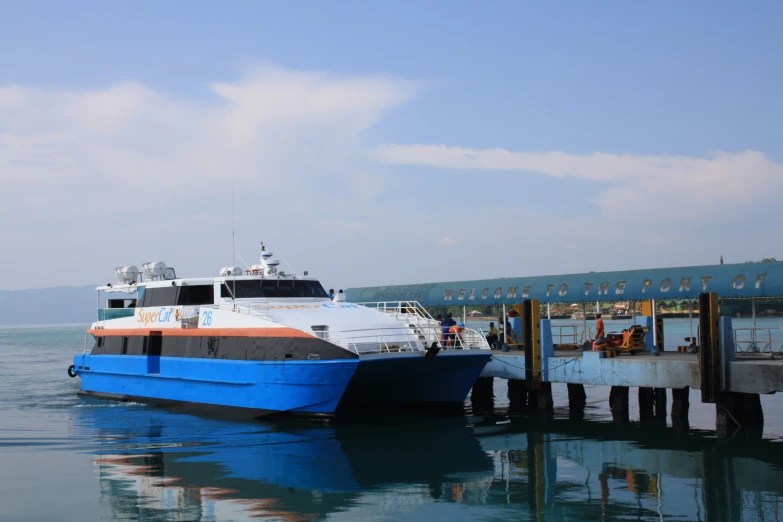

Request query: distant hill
[{"left": 0, "top": 285, "right": 97, "bottom": 325}]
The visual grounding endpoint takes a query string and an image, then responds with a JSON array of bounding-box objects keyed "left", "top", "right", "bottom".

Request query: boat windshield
[{"left": 221, "top": 279, "right": 328, "bottom": 299}]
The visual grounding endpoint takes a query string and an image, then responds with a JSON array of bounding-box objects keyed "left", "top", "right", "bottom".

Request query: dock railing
[
  {"left": 733, "top": 328, "right": 782, "bottom": 358},
  {"left": 553, "top": 325, "right": 581, "bottom": 349}
]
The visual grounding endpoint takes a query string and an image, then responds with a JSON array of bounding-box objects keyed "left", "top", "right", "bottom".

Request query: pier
[
  {"left": 481, "top": 347, "right": 780, "bottom": 432},
  {"left": 473, "top": 293, "right": 781, "bottom": 435},
  {"left": 346, "top": 261, "right": 783, "bottom": 435}
]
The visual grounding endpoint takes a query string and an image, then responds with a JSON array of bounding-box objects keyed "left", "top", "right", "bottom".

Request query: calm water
[{"left": 2, "top": 322, "right": 783, "bottom": 521}]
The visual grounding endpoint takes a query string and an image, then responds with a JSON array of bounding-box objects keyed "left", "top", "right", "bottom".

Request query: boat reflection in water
[
  {"left": 77, "top": 404, "right": 783, "bottom": 521},
  {"left": 79, "top": 404, "right": 493, "bottom": 521}
]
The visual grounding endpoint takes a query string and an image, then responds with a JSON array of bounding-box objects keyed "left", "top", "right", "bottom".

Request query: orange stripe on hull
[{"left": 87, "top": 328, "right": 315, "bottom": 339}]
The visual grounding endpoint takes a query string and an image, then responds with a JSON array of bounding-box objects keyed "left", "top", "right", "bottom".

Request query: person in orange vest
[
  {"left": 449, "top": 323, "right": 465, "bottom": 347},
  {"left": 595, "top": 313, "right": 605, "bottom": 341}
]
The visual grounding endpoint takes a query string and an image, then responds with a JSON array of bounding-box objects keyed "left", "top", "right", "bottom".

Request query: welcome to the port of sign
[{"left": 346, "top": 261, "right": 783, "bottom": 306}]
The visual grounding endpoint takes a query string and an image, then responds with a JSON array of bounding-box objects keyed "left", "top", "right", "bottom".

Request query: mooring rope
[{"left": 490, "top": 353, "right": 583, "bottom": 372}]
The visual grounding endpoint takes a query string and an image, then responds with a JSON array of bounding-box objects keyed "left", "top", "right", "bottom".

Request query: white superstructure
[{"left": 95, "top": 245, "right": 490, "bottom": 355}]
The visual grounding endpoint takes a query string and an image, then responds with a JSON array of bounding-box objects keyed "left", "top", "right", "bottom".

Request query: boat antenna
[
  {"left": 236, "top": 252, "right": 252, "bottom": 271},
  {"left": 280, "top": 254, "right": 296, "bottom": 276},
  {"left": 232, "top": 180, "right": 237, "bottom": 311}
]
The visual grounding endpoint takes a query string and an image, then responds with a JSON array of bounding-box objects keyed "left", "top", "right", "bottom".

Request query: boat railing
[
  {"left": 314, "top": 324, "right": 490, "bottom": 354},
  {"left": 357, "top": 301, "right": 490, "bottom": 351},
  {"left": 230, "top": 303, "right": 285, "bottom": 324},
  {"left": 358, "top": 301, "right": 434, "bottom": 321},
  {"left": 231, "top": 300, "right": 489, "bottom": 353},
  {"left": 733, "top": 328, "right": 782, "bottom": 357},
  {"left": 312, "top": 326, "right": 420, "bottom": 354},
  {"left": 76, "top": 333, "right": 93, "bottom": 356},
  {"left": 457, "top": 327, "right": 491, "bottom": 350}
]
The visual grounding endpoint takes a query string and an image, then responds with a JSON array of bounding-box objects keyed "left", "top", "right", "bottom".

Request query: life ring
[{"left": 67, "top": 365, "right": 77, "bottom": 378}]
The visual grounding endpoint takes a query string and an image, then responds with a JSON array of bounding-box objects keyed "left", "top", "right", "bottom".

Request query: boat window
[
  {"left": 126, "top": 336, "right": 147, "bottom": 355},
  {"left": 177, "top": 285, "right": 214, "bottom": 306},
  {"left": 100, "top": 336, "right": 123, "bottom": 355},
  {"left": 311, "top": 325, "right": 328, "bottom": 339},
  {"left": 220, "top": 280, "right": 328, "bottom": 299},
  {"left": 139, "top": 287, "right": 178, "bottom": 307},
  {"left": 107, "top": 299, "right": 136, "bottom": 309}
]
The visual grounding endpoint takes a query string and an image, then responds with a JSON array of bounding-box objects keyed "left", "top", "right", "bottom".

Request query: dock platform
[{"left": 482, "top": 350, "right": 783, "bottom": 395}]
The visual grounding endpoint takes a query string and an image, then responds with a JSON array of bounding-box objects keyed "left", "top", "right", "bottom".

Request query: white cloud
[
  {"left": 375, "top": 144, "right": 783, "bottom": 220},
  {"left": 0, "top": 67, "right": 419, "bottom": 289},
  {"left": 1, "top": 67, "right": 781, "bottom": 292}
]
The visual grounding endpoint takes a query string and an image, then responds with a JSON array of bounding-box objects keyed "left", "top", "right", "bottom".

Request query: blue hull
[
  {"left": 74, "top": 352, "right": 359, "bottom": 415},
  {"left": 73, "top": 349, "right": 491, "bottom": 416}
]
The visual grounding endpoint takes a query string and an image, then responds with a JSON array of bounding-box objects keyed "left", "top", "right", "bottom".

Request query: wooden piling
[
  {"left": 470, "top": 377, "right": 494, "bottom": 414},
  {"left": 699, "top": 292, "right": 721, "bottom": 404},
  {"left": 716, "top": 392, "right": 764, "bottom": 437},
  {"left": 742, "top": 392, "right": 764, "bottom": 432},
  {"left": 507, "top": 378, "right": 528, "bottom": 412},
  {"left": 567, "top": 383, "right": 586, "bottom": 419},
  {"left": 530, "top": 381, "right": 554, "bottom": 415},
  {"left": 671, "top": 386, "right": 690, "bottom": 429},
  {"left": 638, "top": 387, "right": 654, "bottom": 422},
  {"left": 653, "top": 388, "right": 667, "bottom": 420},
  {"left": 609, "top": 386, "right": 629, "bottom": 423}
]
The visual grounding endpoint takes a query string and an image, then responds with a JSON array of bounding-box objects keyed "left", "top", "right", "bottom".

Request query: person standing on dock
[{"left": 595, "top": 313, "right": 605, "bottom": 341}]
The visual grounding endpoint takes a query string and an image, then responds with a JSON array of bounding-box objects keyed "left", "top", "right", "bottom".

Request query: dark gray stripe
[{"left": 90, "top": 335, "right": 358, "bottom": 361}]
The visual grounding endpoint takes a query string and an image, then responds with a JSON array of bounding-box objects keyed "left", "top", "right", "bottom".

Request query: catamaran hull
[
  {"left": 73, "top": 350, "right": 492, "bottom": 417},
  {"left": 338, "top": 350, "right": 492, "bottom": 407}
]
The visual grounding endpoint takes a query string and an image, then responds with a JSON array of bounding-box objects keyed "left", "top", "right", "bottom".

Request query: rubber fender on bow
[
  {"left": 425, "top": 342, "right": 440, "bottom": 360},
  {"left": 67, "top": 365, "right": 77, "bottom": 378}
]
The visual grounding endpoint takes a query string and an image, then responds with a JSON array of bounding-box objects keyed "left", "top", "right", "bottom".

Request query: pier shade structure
[
  {"left": 345, "top": 261, "right": 783, "bottom": 306},
  {"left": 346, "top": 261, "right": 783, "bottom": 435}
]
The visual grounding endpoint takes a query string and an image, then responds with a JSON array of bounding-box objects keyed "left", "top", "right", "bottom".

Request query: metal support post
[
  {"left": 689, "top": 301, "right": 694, "bottom": 340},
  {"left": 651, "top": 299, "right": 658, "bottom": 352},
  {"left": 751, "top": 297, "right": 757, "bottom": 350},
  {"left": 502, "top": 304, "right": 506, "bottom": 346},
  {"left": 582, "top": 303, "right": 587, "bottom": 342}
]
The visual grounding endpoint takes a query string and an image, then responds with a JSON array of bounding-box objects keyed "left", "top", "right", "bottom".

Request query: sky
[{"left": 1, "top": 1, "right": 782, "bottom": 291}]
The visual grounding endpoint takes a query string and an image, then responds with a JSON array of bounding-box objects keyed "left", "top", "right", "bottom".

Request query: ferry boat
[{"left": 69, "top": 245, "right": 492, "bottom": 417}]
